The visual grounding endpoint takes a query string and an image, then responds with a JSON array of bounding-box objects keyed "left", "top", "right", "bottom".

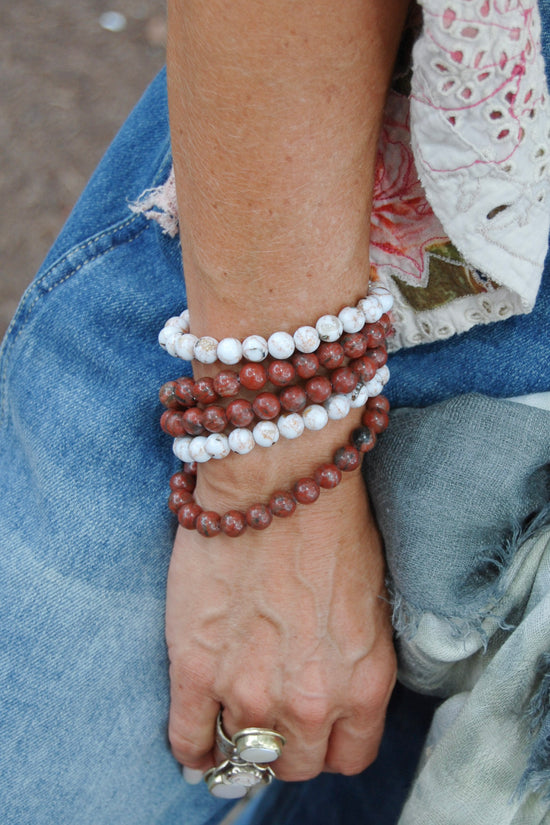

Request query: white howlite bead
[
  {"left": 158, "top": 326, "right": 178, "bottom": 352},
  {"left": 368, "top": 286, "right": 394, "bottom": 312},
  {"left": 205, "top": 433, "right": 231, "bottom": 459},
  {"left": 242, "top": 335, "right": 269, "bottom": 362},
  {"left": 377, "top": 365, "right": 390, "bottom": 386},
  {"left": 188, "top": 436, "right": 212, "bottom": 463},
  {"left": 253, "top": 421, "right": 280, "bottom": 447},
  {"left": 293, "top": 326, "right": 320, "bottom": 354},
  {"left": 324, "top": 394, "right": 351, "bottom": 420},
  {"left": 348, "top": 382, "right": 370, "bottom": 408},
  {"left": 174, "top": 333, "right": 198, "bottom": 360},
  {"left": 302, "top": 404, "right": 329, "bottom": 431},
  {"left": 217, "top": 337, "right": 243, "bottom": 365},
  {"left": 193, "top": 336, "right": 219, "bottom": 364},
  {"left": 365, "top": 376, "right": 384, "bottom": 397},
  {"left": 228, "top": 428, "right": 255, "bottom": 455},
  {"left": 357, "top": 296, "right": 383, "bottom": 323},
  {"left": 267, "top": 331, "right": 295, "bottom": 360},
  {"left": 172, "top": 437, "right": 193, "bottom": 463},
  {"left": 179, "top": 309, "right": 190, "bottom": 330},
  {"left": 164, "top": 315, "right": 186, "bottom": 331},
  {"left": 316, "top": 314, "right": 343, "bottom": 342},
  {"left": 338, "top": 306, "right": 365, "bottom": 333},
  {"left": 277, "top": 412, "right": 305, "bottom": 439}
]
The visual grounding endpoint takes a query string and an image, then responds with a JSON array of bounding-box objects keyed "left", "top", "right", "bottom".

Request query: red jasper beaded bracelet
[
  {"left": 167, "top": 395, "right": 389, "bottom": 539},
  {"left": 158, "top": 322, "right": 389, "bottom": 411}
]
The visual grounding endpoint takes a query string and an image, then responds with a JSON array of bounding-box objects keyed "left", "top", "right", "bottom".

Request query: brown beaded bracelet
[
  {"left": 167, "top": 395, "right": 389, "bottom": 539},
  {"left": 158, "top": 320, "right": 389, "bottom": 412}
]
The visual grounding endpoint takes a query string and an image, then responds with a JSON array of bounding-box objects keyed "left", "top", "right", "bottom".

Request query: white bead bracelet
[
  {"left": 171, "top": 366, "right": 389, "bottom": 463},
  {"left": 159, "top": 285, "right": 393, "bottom": 364}
]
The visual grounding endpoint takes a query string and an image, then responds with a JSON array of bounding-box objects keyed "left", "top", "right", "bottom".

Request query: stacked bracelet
[
  {"left": 167, "top": 394, "right": 390, "bottom": 538},
  {"left": 158, "top": 283, "right": 394, "bottom": 539},
  {"left": 167, "top": 366, "right": 389, "bottom": 463}
]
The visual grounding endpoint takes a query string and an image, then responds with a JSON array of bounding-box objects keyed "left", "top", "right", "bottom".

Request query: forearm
[{"left": 167, "top": 0, "right": 408, "bottom": 337}]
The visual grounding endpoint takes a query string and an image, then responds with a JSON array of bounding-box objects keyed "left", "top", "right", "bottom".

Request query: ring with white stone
[
  {"left": 204, "top": 759, "right": 275, "bottom": 799},
  {"left": 233, "top": 727, "right": 286, "bottom": 764},
  {"left": 215, "top": 711, "right": 286, "bottom": 765}
]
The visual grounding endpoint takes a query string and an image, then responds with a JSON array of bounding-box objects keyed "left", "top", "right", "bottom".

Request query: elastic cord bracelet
[
  {"left": 158, "top": 284, "right": 393, "bottom": 364},
  {"left": 170, "top": 366, "right": 389, "bottom": 463},
  {"left": 167, "top": 395, "right": 390, "bottom": 538}
]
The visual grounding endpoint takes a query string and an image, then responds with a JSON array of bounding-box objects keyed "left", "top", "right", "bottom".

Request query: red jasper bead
[
  {"left": 330, "top": 367, "right": 359, "bottom": 394},
  {"left": 292, "top": 352, "right": 320, "bottom": 379},
  {"left": 160, "top": 410, "right": 188, "bottom": 437},
  {"left": 239, "top": 363, "right": 268, "bottom": 391},
  {"left": 202, "top": 405, "right": 228, "bottom": 433},
  {"left": 362, "top": 322, "right": 385, "bottom": 349},
  {"left": 196, "top": 511, "right": 222, "bottom": 537},
  {"left": 361, "top": 408, "right": 389, "bottom": 434},
  {"left": 366, "top": 394, "right": 390, "bottom": 413},
  {"left": 268, "top": 359, "right": 296, "bottom": 387},
  {"left": 349, "top": 355, "right": 377, "bottom": 381},
  {"left": 178, "top": 501, "right": 202, "bottom": 529},
  {"left": 174, "top": 377, "right": 196, "bottom": 407},
  {"left": 246, "top": 503, "right": 273, "bottom": 530},
  {"left": 220, "top": 510, "right": 247, "bottom": 537},
  {"left": 226, "top": 398, "right": 255, "bottom": 427},
  {"left": 369, "top": 346, "right": 388, "bottom": 368},
  {"left": 313, "top": 463, "right": 342, "bottom": 489},
  {"left": 183, "top": 461, "right": 198, "bottom": 475},
  {"left": 268, "top": 490, "right": 297, "bottom": 518},
  {"left": 193, "top": 377, "right": 218, "bottom": 405},
  {"left": 293, "top": 477, "right": 320, "bottom": 504},
  {"left": 182, "top": 407, "right": 206, "bottom": 436},
  {"left": 169, "top": 472, "right": 196, "bottom": 493},
  {"left": 379, "top": 313, "right": 393, "bottom": 335},
  {"left": 159, "top": 381, "right": 182, "bottom": 409},
  {"left": 305, "top": 376, "right": 332, "bottom": 404},
  {"left": 333, "top": 444, "right": 361, "bottom": 471},
  {"left": 341, "top": 333, "right": 368, "bottom": 359},
  {"left": 279, "top": 385, "right": 307, "bottom": 412},
  {"left": 168, "top": 489, "right": 193, "bottom": 513},
  {"left": 213, "top": 370, "right": 241, "bottom": 398},
  {"left": 252, "top": 392, "right": 281, "bottom": 420},
  {"left": 351, "top": 426, "right": 377, "bottom": 453},
  {"left": 317, "top": 342, "right": 345, "bottom": 370}
]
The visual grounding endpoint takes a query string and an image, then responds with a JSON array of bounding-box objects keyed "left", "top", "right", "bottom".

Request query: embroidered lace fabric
[
  {"left": 373, "top": 0, "right": 550, "bottom": 350},
  {"left": 132, "top": 0, "right": 550, "bottom": 352}
]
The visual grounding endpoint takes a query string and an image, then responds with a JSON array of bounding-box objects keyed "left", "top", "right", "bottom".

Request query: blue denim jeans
[{"left": 1, "top": 5, "right": 550, "bottom": 821}]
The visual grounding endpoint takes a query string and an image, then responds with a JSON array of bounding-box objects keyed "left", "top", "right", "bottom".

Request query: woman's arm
[{"left": 165, "top": 0, "right": 408, "bottom": 783}]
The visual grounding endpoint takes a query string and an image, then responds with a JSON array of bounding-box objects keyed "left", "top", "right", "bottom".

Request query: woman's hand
[{"left": 166, "top": 450, "right": 396, "bottom": 782}]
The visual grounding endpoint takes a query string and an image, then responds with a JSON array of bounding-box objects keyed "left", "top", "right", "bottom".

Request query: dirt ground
[{"left": 0, "top": 0, "right": 166, "bottom": 337}]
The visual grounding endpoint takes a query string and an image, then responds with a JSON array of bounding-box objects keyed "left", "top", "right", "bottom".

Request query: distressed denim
[{"left": 2, "top": 4, "right": 550, "bottom": 821}]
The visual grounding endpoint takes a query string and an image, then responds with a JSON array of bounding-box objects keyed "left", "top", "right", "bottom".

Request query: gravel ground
[{"left": 0, "top": 0, "right": 166, "bottom": 337}]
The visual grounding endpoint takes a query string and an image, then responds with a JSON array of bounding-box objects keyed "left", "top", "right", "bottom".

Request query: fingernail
[{"left": 183, "top": 767, "right": 205, "bottom": 785}]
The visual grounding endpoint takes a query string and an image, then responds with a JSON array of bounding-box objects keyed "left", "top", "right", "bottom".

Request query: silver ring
[
  {"left": 215, "top": 711, "right": 286, "bottom": 764},
  {"left": 215, "top": 711, "right": 237, "bottom": 759}
]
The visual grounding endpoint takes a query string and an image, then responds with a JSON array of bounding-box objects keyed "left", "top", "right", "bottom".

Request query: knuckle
[
  {"left": 228, "top": 681, "right": 273, "bottom": 723},
  {"left": 289, "top": 696, "right": 333, "bottom": 732}
]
